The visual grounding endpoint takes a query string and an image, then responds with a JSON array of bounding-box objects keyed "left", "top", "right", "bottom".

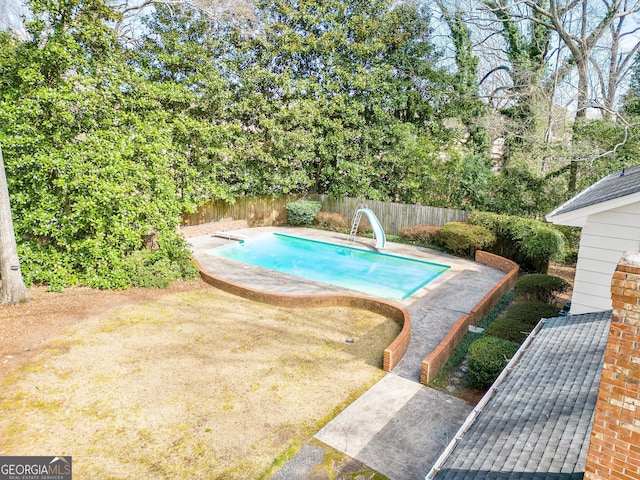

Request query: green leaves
[
  {"left": 3, "top": 115, "right": 190, "bottom": 288},
  {"left": 285, "top": 200, "right": 322, "bottom": 225},
  {"left": 0, "top": 5, "right": 203, "bottom": 290},
  {"left": 226, "top": 0, "right": 457, "bottom": 198},
  {"left": 468, "top": 211, "right": 565, "bottom": 272}
]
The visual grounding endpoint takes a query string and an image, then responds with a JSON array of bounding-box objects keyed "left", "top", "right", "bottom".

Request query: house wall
[
  {"left": 570, "top": 201, "right": 640, "bottom": 314},
  {"left": 584, "top": 250, "right": 640, "bottom": 479}
]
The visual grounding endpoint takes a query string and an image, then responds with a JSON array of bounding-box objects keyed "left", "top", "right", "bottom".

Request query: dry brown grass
[{"left": 0, "top": 287, "right": 398, "bottom": 479}]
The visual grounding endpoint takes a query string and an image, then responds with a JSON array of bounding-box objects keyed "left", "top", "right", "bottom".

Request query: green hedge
[
  {"left": 514, "top": 274, "right": 570, "bottom": 303},
  {"left": 468, "top": 211, "right": 565, "bottom": 272},
  {"left": 468, "top": 336, "right": 520, "bottom": 388},
  {"left": 439, "top": 222, "right": 495, "bottom": 256},
  {"left": 549, "top": 225, "right": 581, "bottom": 263},
  {"left": 484, "top": 317, "right": 533, "bottom": 343},
  {"left": 286, "top": 200, "right": 322, "bottom": 225},
  {"left": 505, "top": 301, "right": 561, "bottom": 325}
]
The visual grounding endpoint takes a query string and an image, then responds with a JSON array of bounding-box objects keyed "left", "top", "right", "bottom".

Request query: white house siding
[{"left": 570, "top": 202, "right": 640, "bottom": 314}]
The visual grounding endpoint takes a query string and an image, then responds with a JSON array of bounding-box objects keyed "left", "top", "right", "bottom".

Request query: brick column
[{"left": 585, "top": 250, "right": 640, "bottom": 480}]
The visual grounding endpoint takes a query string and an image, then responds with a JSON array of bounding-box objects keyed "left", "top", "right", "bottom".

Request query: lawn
[{"left": 0, "top": 286, "right": 399, "bottom": 479}]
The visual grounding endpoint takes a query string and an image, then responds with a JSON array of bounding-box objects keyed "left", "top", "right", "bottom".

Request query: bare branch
[{"left": 479, "top": 65, "right": 511, "bottom": 85}]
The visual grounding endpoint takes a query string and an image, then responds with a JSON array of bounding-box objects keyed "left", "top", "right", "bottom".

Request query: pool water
[{"left": 207, "top": 233, "right": 449, "bottom": 300}]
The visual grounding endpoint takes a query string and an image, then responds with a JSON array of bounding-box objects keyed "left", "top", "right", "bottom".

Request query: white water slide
[{"left": 347, "top": 206, "right": 386, "bottom": 250}]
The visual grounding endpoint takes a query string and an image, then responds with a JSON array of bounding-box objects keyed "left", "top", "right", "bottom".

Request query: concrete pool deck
[{"left": 187, "top": 226, "right": 511, "bottom": 480}]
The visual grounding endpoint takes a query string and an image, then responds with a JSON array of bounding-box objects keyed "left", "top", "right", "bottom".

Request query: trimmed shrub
[
  {"left": 399, "top": 225, "right": 441, "bottom": 245},
  {"left": 286, "top": 200, "right": 322, "bottom": 225},
  {"left": 122, "top": 250, "right": 199, "bottom": 288},
  {"left": 468, "top": 336, "right": 520, "bottom": 388},
  {"left": 439, "top": 222, "right": 495, "bottom": 255},
  {"left": 314, "top": 211, "right": 348, "bottom": 231},
  {"left": 484, "top": 317, "right": 533, "bottom": 343},
  {"left": 506, "top": 301, "right": 560, "bottom": 326},
  {"left": 468, "top": 211, "right": 565, "bottom": 273},
  {"left": 519, "top": 228, "right": 565, "bottom": 272},
  {"left": 514, "top": 274, "right": 570, "bottom": 303}
]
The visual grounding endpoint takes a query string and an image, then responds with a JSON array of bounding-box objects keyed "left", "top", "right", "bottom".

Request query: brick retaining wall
[
  {"left": 192, "top": 249, "right": 516, "bottom": 381},
  {"left": 191, "top": 256, "right": 411, "bottom": 372},
  {"left": 420, "top": 251, "right": 519, "bottom": 384}
]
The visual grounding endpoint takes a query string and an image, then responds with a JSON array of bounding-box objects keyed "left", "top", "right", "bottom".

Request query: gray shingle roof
[
  {"left": 549, "top": 164, "right": 640, "bottom": 217},
  {"left": 433, "top": 310, "right": 611, "bottom": 479}
]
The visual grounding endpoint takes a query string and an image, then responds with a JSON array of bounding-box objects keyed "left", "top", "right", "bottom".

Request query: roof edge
[
  {"left": 546, "top": 172, "right": 612, "bottom": 222},
  {"left": 546, "top": 191, "right": 640, "bottom": 227}
]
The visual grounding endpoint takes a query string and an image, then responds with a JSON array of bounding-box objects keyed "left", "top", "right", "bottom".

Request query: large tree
[
  {"left": 590, "top": 3, "right": 640, "bottom": 120},
  {"left": 223, "top": 0, "right": 460, "bottom": 200},
  {"left": 434, "top": 0, "right": 488, "bottom": 150},
  {"left": 0, "top": 144, "right": 30, "bottom": 305},
  {"left": 479, "top": 0, "right": 640, "bottom": 118},
  {"left": 0, "top": 0, "right": 201, "bottom": 290}
]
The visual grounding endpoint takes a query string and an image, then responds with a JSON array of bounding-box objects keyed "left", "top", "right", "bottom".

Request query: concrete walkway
[
  {"left": 314, "top": 374, "right": 472, "bottom": 480},
  {"left": 187, "top": 227, "right": 506, "bottom": 480}
]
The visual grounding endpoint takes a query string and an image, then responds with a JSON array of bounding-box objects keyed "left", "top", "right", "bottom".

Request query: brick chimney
[{"left": 585, "top": 250, "right": 640, "bottom": 480}]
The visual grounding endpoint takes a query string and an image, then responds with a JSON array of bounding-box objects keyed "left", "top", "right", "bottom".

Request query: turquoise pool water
[{"left": 207, "top": 233, "right": 449, "bottom": 300}]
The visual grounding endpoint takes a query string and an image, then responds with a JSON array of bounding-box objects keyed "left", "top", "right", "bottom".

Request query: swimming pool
[{"left": 207, "top": 233, "right": 449, "bottom": 300}]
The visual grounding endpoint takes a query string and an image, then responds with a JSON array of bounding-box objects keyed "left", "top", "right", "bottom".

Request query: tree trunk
[
  {"left": 575, "top": 59, "right": 589, "bottom": 118},
  {"left": 604, "top": 22, "right": 621, "bottom": 121},
  {"left": 0, "top": 145, "right": 30, "bottom": 305},
  {"left": 569, "top": 158, "right": 578, "bottom": 194}
]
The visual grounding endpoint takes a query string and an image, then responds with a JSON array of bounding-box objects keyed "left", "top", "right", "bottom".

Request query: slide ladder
[{"left": 347, "top": 204, "right": 386, "bottom": 250}]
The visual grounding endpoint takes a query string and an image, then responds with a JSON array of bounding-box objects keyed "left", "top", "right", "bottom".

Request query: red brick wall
[
  {"left": 421, "top": 314, "right": 472, "bottom": 385},
  {"left": 420, "top": 251, "right": 519, "bottom": 384},
  {"left": 192, "top": 256, "right": 411, "bottom": 372},
  {"left": 585, "top": 251, "right": 640, "bottom": 480}
]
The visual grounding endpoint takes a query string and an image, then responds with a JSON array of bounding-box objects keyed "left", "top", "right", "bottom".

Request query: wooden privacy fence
[
  {"left": 181, "top": 194, "right": 468, "bottom": 235},
  {"left": 181, "top": 194, "right": 303, "bottom": 227},
  {"left": 309, "top": 195, "right": 468, "bottom": 236}
]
